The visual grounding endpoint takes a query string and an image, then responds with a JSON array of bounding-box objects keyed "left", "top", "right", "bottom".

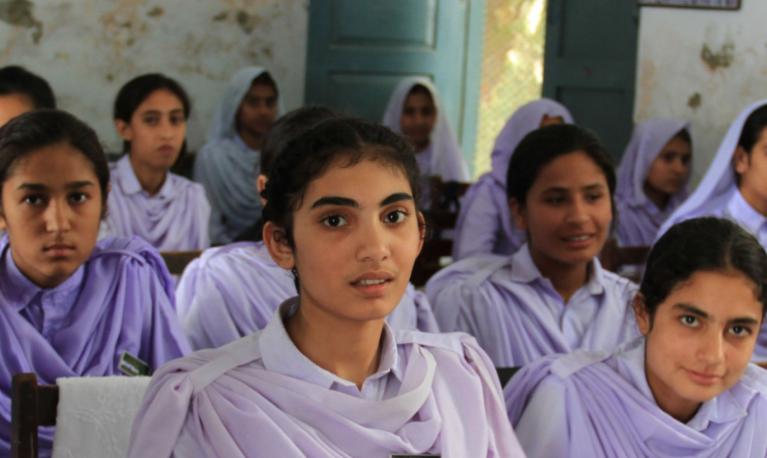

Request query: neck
[
  {"left": 285, "top": 301, "right": 384, "bottom": 389},
  {"left": 529, "top": 247, "right": 590, "bottom": 302},
  {"left": 239, "top": 129, "right": 264, "bottom": 151},
  {"left": 643, "top": 181, "right": 671, "bottom": 210},
  {"left": 413, "top": 140, "right": 430, "bottom": 153},
  {"left": 128, "top": 155, "right": 167, "bottom": 196},
  {"left": 739, "top": 184, "right": 767, "bottom": 216}
]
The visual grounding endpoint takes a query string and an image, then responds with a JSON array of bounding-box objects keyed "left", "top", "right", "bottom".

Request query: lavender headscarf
[
  {"left": 659, "top": 99, "right": 767, "bottom": 239},
  {"left": 194, "top": 66, "right": 281, "bottom": 244},
  {"left": 615, "top": 118, "right": 691, "bottom": 246},
  {"left": 452, "top": 98, "right": 574, "bottom": 259},
  {"left": 0, "top": 236, "right": 190, "bottom": 456},
  {"left": 382, "top": 77, "right": 469, "bottom": 182}
]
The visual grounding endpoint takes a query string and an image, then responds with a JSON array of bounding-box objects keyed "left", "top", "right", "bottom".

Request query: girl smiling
[
  {"left": 428, "top": 124, "right": 638, "bottom": 367},
  {"left": 506, "top": 217, "right": 767, "bottom": 457},
  {"left": 128, "top": 117, "right": 524, "bottom": 457}
]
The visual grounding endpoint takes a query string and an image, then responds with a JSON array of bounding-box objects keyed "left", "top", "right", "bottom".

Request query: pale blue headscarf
[{"left": 194, "top": 66, "right": 281, "bottom": 244}]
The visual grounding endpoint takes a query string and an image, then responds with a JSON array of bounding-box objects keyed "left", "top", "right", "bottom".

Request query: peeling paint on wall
[
  {"left": 0, "top": 0, "right": 309, "bottom": 153},
  {"left": 687, "top": 92, "right": 701, "bottom": 109},
  {"left": 636, "top": 3, "right": 767, "bottom": 186},
  {"left": 0, "top": 0, "right": 42, "bottom": 43},
  {"left": 700, "top": 42, "right": 734, "bottom": 71}
]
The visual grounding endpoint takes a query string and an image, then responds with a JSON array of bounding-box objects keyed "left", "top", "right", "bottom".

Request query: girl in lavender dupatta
[
  {"left": 129, "top": 117, "right": 523, "bottom": 457},
  {"left": 615, "top": 118, "right": 692, "bottom": 246},
  {"left": 506, "top": 217, "right": 767, "bottom": 457},
  {"left": 427, "top": 124, "right": 638, "bottom": 367},
  {"left": 194, "top": 67, "right": 281, "bottom": 244},
  {"left": 660, "top": 100, "right": 767, "bottom": 247},
  {"left": 452, "top": 98, "right": 573, "bottom": 260},
  {"left": 0, "top": 110, "right": 190, "bottom": 456},
  {"left": 178, "top": 107, "right": 438, "bottom": 350},
  {"left": 106, "top": 74, "right": 210, "bottom": 251},
  {"left": 382, "top": 77, "right": 469, "bottom": 209}
]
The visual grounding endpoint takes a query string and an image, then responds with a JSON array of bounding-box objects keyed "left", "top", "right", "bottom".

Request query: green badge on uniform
[{"left": 119, "top": 351, "right": 150, "bottom": 376}]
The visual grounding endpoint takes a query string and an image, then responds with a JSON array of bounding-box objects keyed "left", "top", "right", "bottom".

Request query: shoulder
[
  {"left": 169, "top": 172, "right": 207, "bottom": 196},
  {"left": 597, "top": 265, "right": 639, "bottom": 297},
  {"left": 738, "top": 364, "right": 767, "bottom": 398},
  {"left": 92, "top": 236, "right": 160, "bottom": 265},
  {"left": 194, "top": 242, "right": 274, "bottom": 272},
  {"left": 427, "top": 254, "right": 509, "bottom": 294}
]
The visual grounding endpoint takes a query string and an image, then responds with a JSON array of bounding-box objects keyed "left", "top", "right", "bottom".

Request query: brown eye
[
  {"left": 384, "top": 210, "right": 407, "bottom": 224},
  {"left": 321, "top": 214, "right": 347, "bottom": 228}
]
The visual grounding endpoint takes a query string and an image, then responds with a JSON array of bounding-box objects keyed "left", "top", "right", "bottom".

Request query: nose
[
  {"left": 44, "top": 199, "right": 72, "bottom": 233},
  {"left": 565, "top": 196, "right": 589, "bottom": 224},
  {"left": 696, "top": 330, "right": 725, "bottom": 367},
  {"left": 356, "top": 219, "right": 391, "bottom": 264},
  {"left": 159, "top": 118, "right": 175, "bottom": 139}
]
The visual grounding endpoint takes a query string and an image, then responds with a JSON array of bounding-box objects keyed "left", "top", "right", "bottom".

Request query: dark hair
[
  {"left": 406, "top": 84, "right": 434, "bottom": 103},
  {"left": 738, "top": 104, "right": 767, "bottom": 153},
  {"left": 251, "top": 72, "right": 279, "bottom": 98},
  {"left": 506, "top": 124, "right": 616, "bottom": 205},
  {"left": 260, "top": 106, "right": 340, "bottom": 177},
  {"left": 0, "top": 109, "right": 109, "bottom": 206},
  {"left": 641, "top": 217, "right": 767, "bottom": 318},
  {"left": 262, "top": 117, "right": 420, "bottom": 247},
  {"left": 0, "top": 65, "right": 56, "bottom": 109},
  {"left": 672, "top": 128, "right": 692, "bottom": 146},
  {"left": 113, "top": 73, "right": 191, "bottom": 154}
]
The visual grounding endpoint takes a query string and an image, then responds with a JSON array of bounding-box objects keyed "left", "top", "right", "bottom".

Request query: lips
[
  {"left": 157, "top": 145, "right": 177, "bottom": 155},
  {"left": 43, "top": 243, "right": 76, "bottom": 258},
  {"left": 350, "top": 272, "right": 395, "bottom": 296},
  {"left": 560, "top": 233, "right": 595, "bottom": 248},
  {"left": 685, "top": 368, "right": 723, "bottom": 386}
]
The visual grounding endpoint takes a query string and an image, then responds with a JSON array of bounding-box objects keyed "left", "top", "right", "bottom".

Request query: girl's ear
[
  {"left": 633, "top": 293, "right": 651, "bottom": 336},
  {"left": 509, "top": 197, "right": 527, "bottom": 231},
  {"left": 114, "top": 119, "right": 133, "bottom": 141},
  {"left": 263, "top": 221, "right": 295, "bottom": 269},
  {"left": 733, "top": 146, "right": 751, "bottom": 176},
  {"left": 416, "top": 210, "right": 426, "bottom": 254}
]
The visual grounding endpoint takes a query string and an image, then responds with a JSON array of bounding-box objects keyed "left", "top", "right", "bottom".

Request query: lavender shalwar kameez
[
  {"left": 106, "top": 155, "right": 211, "bottom": 251},
  {"left": 0, "top": 236, "right": 190, "bottom": 456},
  {"left": 426, "top": 244, "right": 638, "bottom": 367},
  {"left": 128, "top": 300, "right": 525, "bottom": 457},
  {"left": 505, "top": 337, "right": 767, "bottom": 457}
]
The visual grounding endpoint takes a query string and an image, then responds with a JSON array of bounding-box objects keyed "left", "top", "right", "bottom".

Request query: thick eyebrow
[
  {"left": 17, "top": 181, "right": 95, "bottom": 191},
  {"left": 673, "top": 303, "right": 709, "bottom": 319},
  {"left": 310, "top": 193, "right": 413, "bottom": 209},
  {"left": 311, "top": 196, "right": 358, "bottom": 209},
  {"left": 380, "top": 192, "right": 413, "bottom": 206},
  {"left": 541, "top": 183, "right": 605, "bottom": 194}
]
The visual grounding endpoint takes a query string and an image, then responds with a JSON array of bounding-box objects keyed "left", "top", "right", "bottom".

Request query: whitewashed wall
[
  {"left": 0, "top": 0, "right": 308, "bottom": 153},
  {"left": 635, "top": 1, "right": 767, "bottom": 183}
]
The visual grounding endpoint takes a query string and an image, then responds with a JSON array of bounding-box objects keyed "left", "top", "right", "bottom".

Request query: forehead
[
  {"left": 531, "top": 151, "right": 607, "bottom": 191},
  {"left": 404, "top": 90, "right": 434, "bottom": 108},
  {"left": 245, "top": 82, "right": 277, "bottom": 99},
  {"left": 661, "top": 136, "right": 692, "bottom": 155},
  {"left": 136, "top": 89, "right": 184, "bottom": 112},
  {"left": 299, "top": 158, "right": 411, "bottom": 208},
  {"left": 661, "top": 270, "right": 762, "bottom": 320},
  {"left": 5, "top": 142, "right": 98, "bottom": 185}
]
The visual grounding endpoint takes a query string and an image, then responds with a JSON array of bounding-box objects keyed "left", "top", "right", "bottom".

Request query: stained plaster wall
[
  {"left": 0, "top": 0, "right": 308, "bottom": 153},
  {"left": 635, "top": 1, "right": 767, "bottom": 183}
]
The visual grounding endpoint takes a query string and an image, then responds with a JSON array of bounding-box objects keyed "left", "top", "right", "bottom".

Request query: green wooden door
[
  {"left": 305, "top": 0, "right": 484, "bottom": 171},
  {"left": 543, "top": 0, "right": 639, "bottom": 161}
]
